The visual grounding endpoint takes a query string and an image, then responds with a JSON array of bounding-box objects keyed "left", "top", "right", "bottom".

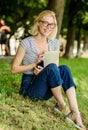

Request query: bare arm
[
  {"left": 0, "top": 25, "right": 11, "bottom": 32},
  {"left": 11, "top": 45, "right": 36, "bottom": 74}
]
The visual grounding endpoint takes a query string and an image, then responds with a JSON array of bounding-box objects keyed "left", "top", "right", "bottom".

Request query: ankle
[
  {"left": 71, "top": 110, "right": 83, "bottom": 124},
  {"left": 55, "top": 103, "right": 66, "bottom": 111},
  {"left": 71, "top": 110, "right": 80, "bottom": 115}
]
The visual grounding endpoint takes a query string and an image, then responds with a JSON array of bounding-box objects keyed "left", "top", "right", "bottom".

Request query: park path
[
  {"left": 0, "top": 53, "right": 88, "bottom": 64},
  {"left": 0, "top": 56, "right": 14, "bottom": 63}
]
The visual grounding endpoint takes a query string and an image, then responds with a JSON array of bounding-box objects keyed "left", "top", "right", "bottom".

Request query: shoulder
[
  {"left": 48, "top": 38, "right": 60, "bottom": 51},
  {"left": 48, "top": 38, "right": 60, "bottom": 44},
  {"left": 21, "top": 36, "right": 33, "bottom": 43},
  {"left": 48, "top": 38, "right": 60, "bottom": 47},
  {"left": 20, "top": 36, "right": 34, "bottom": 51}
]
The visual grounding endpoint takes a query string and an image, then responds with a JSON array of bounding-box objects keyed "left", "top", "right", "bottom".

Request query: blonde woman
[{"left": 12, "top": 10, "right": 86, "bottom": 130}]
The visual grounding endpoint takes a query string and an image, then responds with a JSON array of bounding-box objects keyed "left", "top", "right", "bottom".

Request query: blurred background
[
  {"left": 0, "top": 1, "right": 88, "bottom": 130},
  {"left": 0, "top": 0, "right": 88, "bottom": 58}
]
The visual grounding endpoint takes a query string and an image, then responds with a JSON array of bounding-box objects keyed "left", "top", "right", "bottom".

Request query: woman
[
  {"left": 12, "top": 10, "right": 86, "bottom": 130},
  {"left": 0, "top": 19, "right": 11, "bottom": 55}
]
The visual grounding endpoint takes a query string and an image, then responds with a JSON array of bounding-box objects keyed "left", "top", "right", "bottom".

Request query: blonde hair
[{"left": 29, "top": 10, "right": 57, "bottom": 39}]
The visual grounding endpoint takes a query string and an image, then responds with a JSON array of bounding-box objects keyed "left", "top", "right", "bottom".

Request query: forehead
[{"left": 42, "top": 15, "right": 54, "bottom": 22}]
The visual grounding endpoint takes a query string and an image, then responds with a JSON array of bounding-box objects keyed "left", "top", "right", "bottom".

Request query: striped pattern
[{"left": 20, "top": 36, "right": 60, "bottom": 74}]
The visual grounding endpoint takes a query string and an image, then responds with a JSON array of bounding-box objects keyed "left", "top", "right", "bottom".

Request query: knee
[
  {"left": 59, "top": 65, "right": 71, "bottom": 74},
  {"left": 60, "top": 65, "right": 70, "bottom": 70},
  {"left": 46, "top": 63, "right": 58, "bottom": 70},
  {"left": 44, "top": 63, "right": 59, "bottom": 75}
]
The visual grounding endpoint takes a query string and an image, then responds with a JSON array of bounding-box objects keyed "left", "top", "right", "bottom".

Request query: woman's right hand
[
  {"left": 35, "top": 51, "right": 44, "bottom": 65},
  {"left": 34, "top": 65, "right": 43, "bottom": 75}
]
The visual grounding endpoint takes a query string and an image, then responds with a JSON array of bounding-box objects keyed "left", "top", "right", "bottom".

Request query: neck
[
  {"left": 34, "top": 34, "right": 48, "bottom": 45},
  {"left": 34, "top": 34, "right": 49, "bottom": 53}
]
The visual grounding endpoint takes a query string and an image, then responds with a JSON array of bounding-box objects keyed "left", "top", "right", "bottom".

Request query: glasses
[{"left": 39, "top": 20, "right": 56, "bottom": 29}]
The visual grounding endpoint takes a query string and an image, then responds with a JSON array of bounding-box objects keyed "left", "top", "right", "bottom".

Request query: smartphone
[{"left": 37, "top": 60, "right": 44, "bottom": 67}]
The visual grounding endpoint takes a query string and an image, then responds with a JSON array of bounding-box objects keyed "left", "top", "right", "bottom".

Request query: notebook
[{"left": 43, "top": 51, "right": 59, "bottom": 67}]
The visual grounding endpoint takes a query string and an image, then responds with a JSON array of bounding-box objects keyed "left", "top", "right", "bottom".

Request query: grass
[{"left": 0, "top": 57, "right": 88, "bottom": 130}]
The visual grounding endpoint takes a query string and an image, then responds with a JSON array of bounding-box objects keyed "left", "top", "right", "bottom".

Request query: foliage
[
  {"left": 0, "top": 0, "right": 48, "bottom": 37},
  {"left": 61, "top": 0, "right": 88, "bottom": 36},
  {"left": 0, "top": 58, "right": 88, "bottom": 130},
  {"left": 0, "top": 0, "right": 88, "bottom": 38}
]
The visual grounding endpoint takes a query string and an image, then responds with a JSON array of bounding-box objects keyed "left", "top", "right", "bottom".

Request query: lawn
[{"left": 0, "top": 57, "right": 88, "bottom": 130}]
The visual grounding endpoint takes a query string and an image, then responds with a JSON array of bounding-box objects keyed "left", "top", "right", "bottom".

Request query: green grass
[{"left": 0, "top": 58, "right": 88, "bottom": 130}]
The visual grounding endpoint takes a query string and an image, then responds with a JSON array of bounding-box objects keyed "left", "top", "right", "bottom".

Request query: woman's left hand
[{"left": 34, "top": 66, "right": 43, "bottom": 75}]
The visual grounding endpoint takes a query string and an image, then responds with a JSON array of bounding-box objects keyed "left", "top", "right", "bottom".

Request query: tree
[
  {"left": 47, "top": 0, "right": 66, "bottom": 38},
  {"left": 0, "top": 0, "right": 48, "bottom": 37},
  {"left": 64, "top": 0, "right": 88, "bottom": 58}
]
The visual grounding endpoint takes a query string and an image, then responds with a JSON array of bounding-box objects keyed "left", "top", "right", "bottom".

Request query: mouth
[{"left": 44, "top": 28, "right": 52, "bottom": 34}]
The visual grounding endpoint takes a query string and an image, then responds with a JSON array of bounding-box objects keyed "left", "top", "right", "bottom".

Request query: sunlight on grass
[{"left": 0, "top": 58, "right": 88, "bottom": 130}]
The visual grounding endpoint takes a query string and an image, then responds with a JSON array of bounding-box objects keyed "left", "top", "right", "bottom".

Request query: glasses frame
[{"left": 39, "top": 20, "right": 56, "bottom": 29}]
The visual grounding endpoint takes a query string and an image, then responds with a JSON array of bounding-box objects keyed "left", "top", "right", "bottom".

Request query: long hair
[{"left": 29, "top": 10, "right": 57, "bottom": 39}]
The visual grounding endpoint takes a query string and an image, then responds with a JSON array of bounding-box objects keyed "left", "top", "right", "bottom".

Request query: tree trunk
[
  {"left": 47, "top": 0, "right": 66, "bottom": 38},
  {"left": 64, "top": 24, "right": 76, "bottom": 58},
  {"left": 64, "top": 0, "right": 78, "bottom": 58},
  {"left": 76, "top": 27, "right": 81, "bottom": 57},
  {"left": 83, "top": 35, "right": 88, "bottom": 51}
]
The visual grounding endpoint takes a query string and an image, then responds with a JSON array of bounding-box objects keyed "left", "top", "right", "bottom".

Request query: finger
[
  {"left": 37, "top": 66, "right": 43, "bottom": 69},
  {"left": 34, "top": 70, "right": 37, "bottom": 75}
]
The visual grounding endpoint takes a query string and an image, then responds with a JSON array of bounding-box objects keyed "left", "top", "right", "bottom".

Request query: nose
[{"left": 46, "top": 25, "right": 52, "bottom": 30}]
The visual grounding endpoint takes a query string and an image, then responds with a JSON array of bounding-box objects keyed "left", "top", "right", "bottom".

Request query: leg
[
  {"left": 0, "top": 44, "right": 2, "bottom": 55},
  {"left": 27, "top": 63, "right": 63, "bottom": 100},
  {"left": 2, "top": 44, "right": 6, "bottom": 55},
  {"left": 66, "top": 87, "right": 79, "bottom": 112},
  {"left": 5, "top": 38, "right": 10, "bottom": 55},
  {"left": 59, "top": 65, "right": 86, "bottom": 129},
  {"left": 51, "top": 86, "right": 70, "bottom": 113},
  {"left": 66, "top": 87, "right": 86, "bottom": 130},
  {"left": 51, "top": 86, "right": 65, "bottom": 105},
  {"left": 5, "top": 44, "right": 10, "bottom": 55}
]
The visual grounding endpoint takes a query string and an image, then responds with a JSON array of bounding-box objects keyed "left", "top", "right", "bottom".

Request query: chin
[
  {"left": 41, "top": 31, "right": 51, "bottom": 37},
  {"left": 44, "top": 33, "right": 51, "bottom": 37}
]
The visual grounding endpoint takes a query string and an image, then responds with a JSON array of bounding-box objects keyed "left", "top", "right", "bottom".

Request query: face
[
  {"left": 0, "top": 19, "right": 5, "bottom": 25},
  {"left": 38, "top": 15, "right": 56, "bottom": 37}
]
